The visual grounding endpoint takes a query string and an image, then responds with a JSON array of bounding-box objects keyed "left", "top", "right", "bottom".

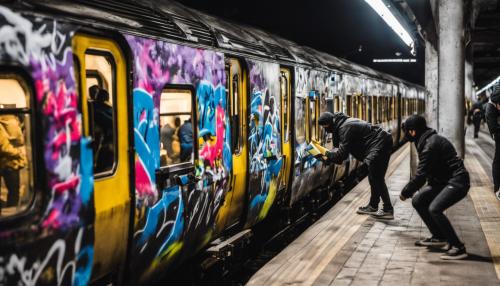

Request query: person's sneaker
[
  {"left": 440, "top": 246, "right": 467, "bottom": 260},
  {"left": 356, "top": 205, "right": 378, "bottom": 215},
  {"left": 495, "top": 190, "right": 500, "bottom": 201},
  {"left": 427, "top": 243, "right": 451, "bottom": 252},
  {"left": 370, "top": 209, "right": 394, "bottom": 220},
  {"left": 415, "top": 237, "right": 447, "bottom": 247}
]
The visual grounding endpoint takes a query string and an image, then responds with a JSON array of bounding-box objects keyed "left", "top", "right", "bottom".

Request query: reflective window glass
[
  {"left": 85, "top": 52, "right": 116, "bottom": 174},
  {"left": 159, "top": 89, "right": 193, "bottom": 166},
  {"left": 0, "top": 76, "right": 34, "bottom": 218}
]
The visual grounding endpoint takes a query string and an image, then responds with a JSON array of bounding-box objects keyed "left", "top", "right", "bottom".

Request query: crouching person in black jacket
[
  {"left": 400, "top": 115, "right": 469, "bottom": 260},
  {"left": 318, "top": 112, "right": 394, "bottom": 219}
]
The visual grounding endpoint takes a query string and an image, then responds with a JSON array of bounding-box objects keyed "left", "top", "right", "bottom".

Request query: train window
[
  {"left": 295, "top": 97, "right": 306, "bottom": 144},
  {"left": 346, "top": 95, "right": 352, "bottom": 116},
  {"left": 389, "top": 97, "right": 394, "bottom": 121},
  {"left": 327, "top": 99, "right": 333, "bottom": 113},
  {"left": 308, "top": 98, "right": 318, "bottom": 142},
  {"left": 361, "top": 96, "right": 367, "bottom": 121},
  {"left": 280, "top": 71, "right": 290, "bottom": 143},
  {"left": 159, "top": 88, "right": 193, "bottom": 166},
  {"left": 84, "top": 52, "right": 117, "bottom": 175},
  {"left": 372, "top": 96, "right": 378, "bottom": 124},
  {"left": 334, "top": 97, "right": 340, "bottom": 112},
  {"left": 382, "top": 97, "right": 388, "bottom": 122},
  {"left": 228, "top": 59, "right": 244, "bottom": 154},
  {"left": 382, "top": 97, "right": 386, "bottom": 122},
  {"left": 0, "top": 75, "right": 34, "bottom": 218},
  {"left": 231, "top": 73, "right": 241, "bottom": 152}
]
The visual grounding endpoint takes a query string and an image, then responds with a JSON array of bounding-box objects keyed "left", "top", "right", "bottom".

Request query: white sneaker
[{"left": 495, "top": 190, "right": 500, "bottom": 201}]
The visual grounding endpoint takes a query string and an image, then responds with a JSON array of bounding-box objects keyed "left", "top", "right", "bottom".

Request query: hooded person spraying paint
[
  {"left": 318, "top": 112, "right": 394, "bottom": 219},
  {"left": 400, "top": 115, "right": 470, "bottom": 260}
]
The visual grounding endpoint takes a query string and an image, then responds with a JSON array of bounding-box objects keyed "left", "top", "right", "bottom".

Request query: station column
[
  {"left": 437, "top": 0, "right": 465, "bottom": 157},
  {"left": 425, "top": 40, "right": 438, "bottom": 130}
]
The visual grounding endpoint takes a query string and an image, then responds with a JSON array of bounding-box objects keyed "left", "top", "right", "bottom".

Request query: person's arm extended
[
  {"left": 325, "top": 130, "right": 351, "bottom": 164},
  {"left": 401, "top": 143, "right": 433, "bottom": 198}
]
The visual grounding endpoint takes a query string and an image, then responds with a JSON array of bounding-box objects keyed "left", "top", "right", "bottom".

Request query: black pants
[
  {"left": 493, "top": 136, "right": 500, "bottom": 190},
  {"left": 412, "top": 176, "right": 469, "bottom": 247},
  {"left": 473, "top": 119, "right": 481, "bottom": 138},
  {"left": 367, "top": 135, "right": 393, "bottom": 211},
  {"left": 0, "top": 169, "right": 20, "bottom": 207}
]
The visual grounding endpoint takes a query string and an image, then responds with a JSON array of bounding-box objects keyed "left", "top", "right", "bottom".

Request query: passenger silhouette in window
[
  {"left": 179, "top": 118, "right": 193, "bottom": 162},
  {"left": 92, "top": 89, "right": 114, "bottom": 173},
  {"left": 88, "top": 85, "right": 100, "bottom": 101},
  {"left": 0, "top": 113, "right": 27, "bottom": 208},
  {"left": 160, "top": 117, "right": 181, "bottom": 164}
]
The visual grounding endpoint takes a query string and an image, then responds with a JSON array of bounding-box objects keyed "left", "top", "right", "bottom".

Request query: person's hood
[
  {"left": 331, "top": 112, "right": 349, "bottom": 133},
  {"left": 318, "top": 112, "right": 349, "bottom": 135}
]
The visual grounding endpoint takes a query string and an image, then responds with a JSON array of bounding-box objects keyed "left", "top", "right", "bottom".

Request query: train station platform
[{"left": 247, "top": 133, "right": 500, "bottom": 286}]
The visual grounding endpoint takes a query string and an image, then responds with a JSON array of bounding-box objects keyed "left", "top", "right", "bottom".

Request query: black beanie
[{"left": 403, "top": 115, "right": 427, "bottom": 132}]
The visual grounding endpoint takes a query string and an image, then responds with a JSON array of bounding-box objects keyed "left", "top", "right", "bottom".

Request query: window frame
[
  {"left": 0, "top": 69, "right": 40, "bottom": 222},
  {"left": 295, "top": 96, "right": 306, "bottom": 145},
  {"left": 78, "top": 49, "right": 119, "bottom": 179},
  {"left": 346, "top": 95, "right": 353, "bottom": 117},
  {"left": 158, "top": 84, "right": 198, "bottom": 171},
  {"left": 226, "top": 58, "right": 245, "bottom": 155},
  {"left": 280, "top": 69, "right": 291, "bottom": 143}
]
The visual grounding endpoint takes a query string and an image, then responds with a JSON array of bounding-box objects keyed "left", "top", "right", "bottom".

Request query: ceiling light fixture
[
  {"left": 373, "top": 58, "right": 417, "bottom": 63},
  {"left": 364, "top": 0, "right": 415, "bottom": 55},
  {"left": 476, "top": 76, "right": 500, "bottom": 96}
]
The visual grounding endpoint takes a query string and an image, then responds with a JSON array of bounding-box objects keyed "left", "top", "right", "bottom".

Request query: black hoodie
[
  {"left": 401, "top": 129, "right": 469, "bottom": 198},
  {"left": 323, "top": 113, "right": 391, "bottom": 165}
]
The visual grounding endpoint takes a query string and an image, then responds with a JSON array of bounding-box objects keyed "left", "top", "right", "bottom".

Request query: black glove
[{"left": 400, "top": 185, "right": 413, "bottom": 199}]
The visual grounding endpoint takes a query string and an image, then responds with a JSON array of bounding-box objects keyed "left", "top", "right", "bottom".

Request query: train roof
[{"left": 17, "top": 0, "right": 425, "bottom": 90}]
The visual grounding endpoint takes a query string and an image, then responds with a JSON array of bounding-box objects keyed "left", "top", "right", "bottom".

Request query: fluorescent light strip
[
  {"left": 476, "top": 76, "right": 500, "bottom": 95},
  {"left": 364, "top": 0, "right": 414, "bottom": 49},
  {"left": 373, "top": 58, "right": 417, "bottom": 63}
]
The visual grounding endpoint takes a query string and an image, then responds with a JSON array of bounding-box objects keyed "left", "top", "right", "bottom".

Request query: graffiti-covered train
[{"left": 0, "top": 1, "right": 426, "bottom": 285}]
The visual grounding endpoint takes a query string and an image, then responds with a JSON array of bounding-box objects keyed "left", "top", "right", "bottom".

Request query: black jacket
[
  {"left": 468, "top": 101, "right": 484, "bottom": 123},
  {"left": 485, "top": 102, "right": 500, "bottom": 139},
  {"left": 401, "top": 129, "right": 469, "bottom": 198},
  {"left": 325, "top": 113, "right": 391, "bottom": 165}
]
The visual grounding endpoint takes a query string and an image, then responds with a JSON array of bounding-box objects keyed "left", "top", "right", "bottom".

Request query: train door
[
  {"left": 73, "top": 34, "right": 131, "bottom": 280},
  {"left": 280, "top": 68, "right": 292, "bottom": 193},
  {"left": 224, "top": 58, "right": 248, "bottom": 228}
]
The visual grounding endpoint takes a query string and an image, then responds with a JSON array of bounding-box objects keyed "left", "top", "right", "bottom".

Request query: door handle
[{"left": 173, "top": 173, "right": 201, "bottom": 186}]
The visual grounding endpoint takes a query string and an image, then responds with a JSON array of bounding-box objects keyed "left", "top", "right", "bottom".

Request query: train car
[{"left": 0, "top": 1, "right": 427, "bottom": 285}]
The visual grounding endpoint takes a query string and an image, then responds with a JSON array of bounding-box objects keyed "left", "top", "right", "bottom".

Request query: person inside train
[
  {"left": 318, "top": 111, "right": 394, "bottom": 219},
  {"left": 160, "top": 117, "right": 181, "bottom": 164},
  {"left": 399, "top": 115, "right": 469, "bottom": 260},
  {"left": 0, "top": 113, "right": 27, "bottom": 208},
  {"left": 485, "top": 85, "right": 500, "bottom": 200},
  {"left": 92, "top": 89, "right": 114, "bottom": 172},
  {"left": 468, "top": 99, "right": 484, "bottom": 139},
  {"left": 88, "top": 85, "right": 100, "bottom": 101},
  {"left": 179, "top": 117, "right": 193, "bottom": 162}
]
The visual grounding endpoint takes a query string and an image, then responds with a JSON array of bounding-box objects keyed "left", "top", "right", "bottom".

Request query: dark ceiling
[
  {"left": 473, "top": 2, "right": 500, "bottom": 88},
  {"left": 174, "top": 0, "right": 500, "bottom": 89},
  {"left": 175, "top": 0, "right": 425, "bottom": 85}
]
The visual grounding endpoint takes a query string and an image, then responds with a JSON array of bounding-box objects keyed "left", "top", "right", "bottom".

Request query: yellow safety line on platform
[
  {"left": 247, "top": 144, "right": 410, "bottom": 286},
  {"left": 465, "top": 140, "right": 500, "bottom": 280}
]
